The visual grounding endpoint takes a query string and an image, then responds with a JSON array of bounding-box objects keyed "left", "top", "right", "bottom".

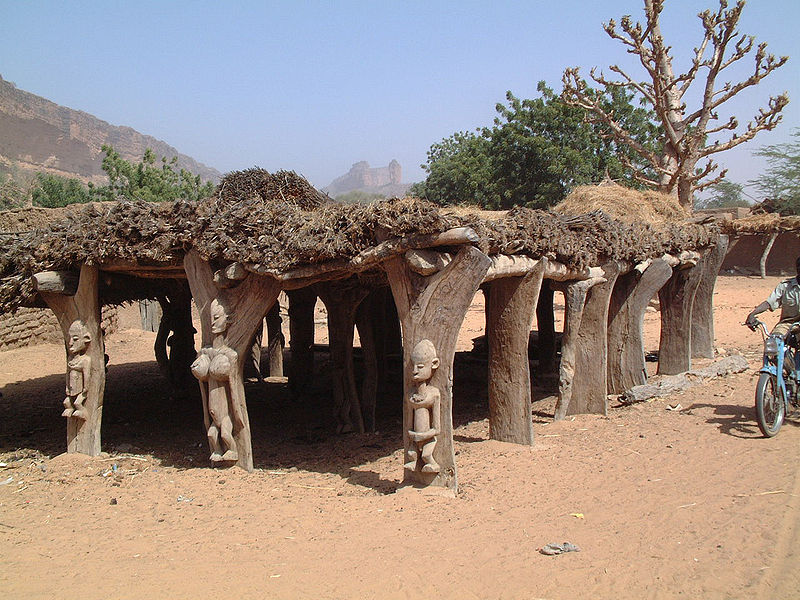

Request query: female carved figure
[
  {"left": 191, "top": 299, "right": 239, "bottom": 462},
  {"left": 63, "top": 320, "right": 91, "bottom": 420},
  {"left": 405, "top": 339, "right": 441, "bottom": 473}
]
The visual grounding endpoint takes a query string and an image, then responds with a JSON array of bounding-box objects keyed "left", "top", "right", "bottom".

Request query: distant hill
[
  {"left": 0, "top": 74, "right": 220, "bottom": 185},
  {"left": 323, "top": 160, "right": 412, "bottom": 198}
]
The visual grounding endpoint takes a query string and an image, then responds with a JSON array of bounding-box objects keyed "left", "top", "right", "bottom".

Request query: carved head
[
  {"left": 210, "top": 298, "right": 231, "bottom": 335},
  {"left": 410, "top": 339, "right": 439, "bottom": 384},
  {"left": 67, "top": 320, "right": 91, "bottom": 354}
]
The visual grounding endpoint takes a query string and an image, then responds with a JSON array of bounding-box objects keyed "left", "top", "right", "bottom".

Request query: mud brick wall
[{"left": 0, "top": 306, "right": 118, "bottom": 350}]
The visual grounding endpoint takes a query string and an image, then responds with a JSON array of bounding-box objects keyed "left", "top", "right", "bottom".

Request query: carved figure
[
  {"left": 191, "top": 299, "right": 239, "bottom": 462},
  {"left": 405, "top": 339, "right": 441, "bottom": 473},
  {"left": 63, "top": 320, "right": 92, "bottom": 420}
]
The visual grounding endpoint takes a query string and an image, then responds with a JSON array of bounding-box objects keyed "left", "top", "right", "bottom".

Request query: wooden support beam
[
  {"left": 287, "top": 287, "right": 318, "bottom": 435},
  {"left": 184, "top": 250, "right": 281, "bottom": 472},
  {"left": 535, "top": 279, "right": 557, "bottom": 373},
  {"left": 760, "top": 232, "right": 778, "bottom": 279},
  {"left": 607, "top": 259, "right": 673, "bottom": 394},
  {"left": 384, "top": 245, "right": 491, "bottom": 492},
  {"left": 38, "top": 265, "right": 105, "bottom": 455},
  {"left": 154, "top": 286, "right": 197, "bottom": 397},
  {"left": 316, "top": 279, "right": 369, "bottom": 434},
  {"left": 566, "top": 262, "right": 621, "bottom": 416},
  {"left": 553, "top": 276, "right": 606, "bottom": 420},
  {"left": 265, "top": 301, "right": 285, "bottom": 377},
  {"left": 485, "top": 260, "right": 546, "bottom": 445},
  {"left": 692, "top": 237, "right": 730, "bottom": 359},
  {"left": 658, "top": 260, "right": 704, "bottom": 376},
  {"left": 355, "top": 293, "right": 379, "bottom": 432}
]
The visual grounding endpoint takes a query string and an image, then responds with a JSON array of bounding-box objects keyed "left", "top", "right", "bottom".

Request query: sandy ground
[{"left": 2, "top": 275, "right": 800, "bottom": 599}]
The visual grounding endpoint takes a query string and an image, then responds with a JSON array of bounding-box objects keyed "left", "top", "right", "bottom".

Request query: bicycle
[{"left": 746, "top": 318, "right": 800, "bottom": 437}]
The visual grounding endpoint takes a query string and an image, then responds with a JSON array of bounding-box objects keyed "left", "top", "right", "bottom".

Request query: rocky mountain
[
  {"left": 322, "top": 160, "right": 412, "bottom": 198},
  {"left": 0, "top": 74, "right": 220, "bottom": 184}
]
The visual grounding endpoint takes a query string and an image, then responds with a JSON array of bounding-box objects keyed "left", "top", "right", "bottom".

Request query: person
[{"left": 746, "top": 256, "right": 800, "bottom": 338}]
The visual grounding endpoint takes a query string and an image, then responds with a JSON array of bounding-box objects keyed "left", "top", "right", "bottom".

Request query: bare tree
[{"left": 562, "top": 0, "right": 788, "bottom": 210}]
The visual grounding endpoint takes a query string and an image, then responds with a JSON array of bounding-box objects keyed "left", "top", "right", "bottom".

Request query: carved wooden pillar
[
  {"left": 658, "top": 261, "right": 704, "bottom": 375},
  {"left": 155, "top": 285, "right": 196, "bottom": 396},
  {"left": 553, "top": 276, "right": 606, "bottom": 421},
  {"left": 35, "top": 265, "right": 105, "bottom": 455},
  {"left": 692, "top": 237, "right": 729, "bottom": 358},
  {"left": 184, "top": 250, "right": 281, "bottom": 472},
  {"left": 485, "top": 262, "right": 545, "bottom": 445},
  {"left": 316, "top": 278, "right": 369, "bottom": 434},
  {"left": 384, "top": 246, "right": 491, "bottom": 491},
  {"left": 265, "top": 301, "right": 285, "bottom": 377},
  {"left": 535, "top": 280, "right": 557, "bottom": 373},
  {"left": 567, "top": 262, "right": 620, "bottom": 416},
  {"left": 607, "top": 259, "right": 672, "bottom": 394}
]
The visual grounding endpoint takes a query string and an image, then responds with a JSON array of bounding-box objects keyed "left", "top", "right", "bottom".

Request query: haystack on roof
[
  {"left": 0, "top": 169, "right": 718, "bottom": 313},
  {"left": 554, "top": 182, "right": 690, "bottom": 224}
]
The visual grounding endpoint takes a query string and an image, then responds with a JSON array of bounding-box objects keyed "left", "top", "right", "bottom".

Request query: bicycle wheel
[{"left": 755, "top": 372, "right": 785, "bottom": 437}]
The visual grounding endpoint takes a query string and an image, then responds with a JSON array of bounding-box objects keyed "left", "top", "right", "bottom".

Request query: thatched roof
[
  {"left": 0, "top": 171, "right": 718, "bottom": 313},
  {"left": 720, "top": 212, "right": 800, "bottom": 235}
]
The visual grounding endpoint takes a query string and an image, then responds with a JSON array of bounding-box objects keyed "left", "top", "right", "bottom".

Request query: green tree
[
  {"left": 413, "top": 82, "right": 660, "bottom": 209},
  {"left": 696, "top": 179, "right": 749, "bottom": 209},
  {"left": 31, "top": 173, "right": 92, "bottom": 208},
  {"left": 98, "top": 145, "right": 215, "bottom": 202},
  {"left": 749, "top": 129, "right": 800, "bottom": 214}
]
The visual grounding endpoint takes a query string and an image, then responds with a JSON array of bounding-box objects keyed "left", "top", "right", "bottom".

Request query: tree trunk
[
  {"left": 485, "top": 264, "right": 545, "bottom": 445},
  {"left": 692, "top": 237, "right": 729, "bottom": 358}
]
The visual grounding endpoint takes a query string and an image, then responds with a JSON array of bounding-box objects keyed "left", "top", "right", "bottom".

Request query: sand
[{"left": 1, "top": 275, "right": 799, "bottom": 599}]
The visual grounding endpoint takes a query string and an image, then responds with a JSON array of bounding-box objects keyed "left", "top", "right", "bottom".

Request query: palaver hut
[{"left": 0, "top": 170, "right": 726, "bottom": 492}]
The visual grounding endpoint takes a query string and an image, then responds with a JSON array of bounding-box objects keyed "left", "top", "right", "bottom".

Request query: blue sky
[{"left": 1, "top": 0, "right": 797, "bottom": 197}]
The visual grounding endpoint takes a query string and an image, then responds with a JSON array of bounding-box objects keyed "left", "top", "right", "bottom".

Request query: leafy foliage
[
  {"left": 31, "top": 173, "right": 92, "bottom": 208},
  {"left": 412, "top": 82, "right": 660, "bottom": 209},
  {"left": 749, "top": 129, "right": 800, "bottom": 215},
  {"left": 96, "top": 145, "right": 215, "bottom": 203},
  {"left": 0, "top": 172, "right": 27, "bottom": 210}
]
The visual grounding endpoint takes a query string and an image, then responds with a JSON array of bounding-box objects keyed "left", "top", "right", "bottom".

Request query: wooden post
[
  {"left": 155, "top": 286, "right": 197, "bottom": 396},
  {"left": 485, "top": 262, "right": 545, "bottom": 445},
  {"left": 184, "top": 250, "right": 281, "bottom": 472},
  {"left": 316, "top": 279, "right": 369, "bottom": 434},
  {"left": 535, "top": 280, "right": 557, "bottom": 373},
  {"left": 384, "top": 246, "right": 491, "bottom": 492},
  {"left": 568, "top": 262, "right": 621, "bottom": 416},
  {"left": 287, "top": 287, "right": 317, "bottom": 433},
  {"left": 265, "top": 301, "right": 285, "bottom": 377},
  {"left": 658, "top": 261, "right": 704, "bottom": 375},
  {"left": 355, "top": 292, "right": 379, "bottom": 432},
  {"left": 553, "top": 276, "right": 606, "bottom": 420},
  {"left": 692, "top": 237, "right": 729, "bottom": 358},
  {"left": 35, "top": 265, "right": 105, "bottom": 455},
  {"left": 607, "top": 259, "right": 672, "bottom": 394}
]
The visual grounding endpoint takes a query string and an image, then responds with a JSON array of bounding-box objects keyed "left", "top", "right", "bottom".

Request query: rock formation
[{"left": 323, "top": 160, "right": 411, "bottom": 198}]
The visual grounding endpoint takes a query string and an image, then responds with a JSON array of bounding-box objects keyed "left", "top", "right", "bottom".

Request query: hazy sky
[{"left": 1, "top": 0, "right": 797, "bottom": 197}]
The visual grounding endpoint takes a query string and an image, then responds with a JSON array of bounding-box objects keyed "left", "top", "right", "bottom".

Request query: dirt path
[{"left": 1, "top": 275, "right": 799, "bottom": 599}]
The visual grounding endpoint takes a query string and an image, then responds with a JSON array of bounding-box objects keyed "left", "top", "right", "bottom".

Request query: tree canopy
[
  {"left": 562, "top": 0, "right": 788, "bottom": 210},
  {"left": 411, "top": 82, "right": 660, "bottom": 209}
]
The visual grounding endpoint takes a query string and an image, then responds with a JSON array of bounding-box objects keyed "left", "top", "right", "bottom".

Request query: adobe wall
[
  {"left": 722, "top": 233, "right": 800, "bottom": 275},
  {"left": 0, "top": 305, "right": 118, "bottom": 350}
]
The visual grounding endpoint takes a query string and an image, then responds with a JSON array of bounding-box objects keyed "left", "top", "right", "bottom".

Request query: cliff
[
  {"left": 0, "top": 74, "right": 220, "bottom": 184},
  {"left": 323, "top": 160, "right": 411, "bottom": 198}
]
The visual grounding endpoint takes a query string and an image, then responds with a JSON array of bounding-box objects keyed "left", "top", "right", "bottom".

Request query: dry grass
[{"left": 554, "top": 182, "right": 689, "bottom": 224}]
